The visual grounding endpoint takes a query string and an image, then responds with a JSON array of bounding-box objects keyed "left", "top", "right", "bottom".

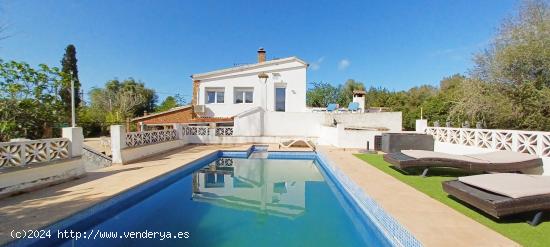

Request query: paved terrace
[
  {"left": 0, "top": 144, "right": 250, "bottom": 245},
  {"left": 0, "top": 144, "right": 517, "bottom": 246},
  {"left": 317, "top": 146, "right": 518, "bottom": 247}
]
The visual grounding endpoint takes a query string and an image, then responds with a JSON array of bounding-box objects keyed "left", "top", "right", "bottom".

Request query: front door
[{"left": 275, "top": 87, "right": 286, "bottom": 112}]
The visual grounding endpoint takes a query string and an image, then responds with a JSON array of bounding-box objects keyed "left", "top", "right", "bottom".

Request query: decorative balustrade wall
[
  {"left": 183, "top": 126, "right": 209, "bottom": 136},
  {"left": 0, "top": 138, "right": 71, "bottom": 168},
  {"left": 183, "top": 126, "right": 234, "bottom": 137},
  {"left": 425, "top": 127, "right": 550, "bottom": 158},
  {"left": 111, "top": 125, "right": 236, "bottom": 164},
  {"left": 125, "top": 129, "right": 178, "bottom": 147},
  {"left": 122, "top": 126, "right": 234, "bottom": 149},
  {"left": 215, "top": 127, "right": 234, "bottom": 136}
]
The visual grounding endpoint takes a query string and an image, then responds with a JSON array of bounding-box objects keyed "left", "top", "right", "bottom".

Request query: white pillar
[
  {"left": 70, "top": 74, "right": 76, "bottom": 127},
  {"left": 173, "top": 124, "right": 184, "bottom": 140},
  {"left": 260, "top": 109, "right": 265, "bottom": 136},
  {"left": 208, "top": 123, "right": 216, "bottom": 136},
  {"left": 62, "top": 127, "right": 83, "bottom": 157},
  {"left": 352, "top": 95, "right": 365, "bottom": 113},
  {"left": 415, "top": 119, "right": 428, "bottom": 133},
  {"left": 110, "top": 125, "right": 127, "bottom": 164}
]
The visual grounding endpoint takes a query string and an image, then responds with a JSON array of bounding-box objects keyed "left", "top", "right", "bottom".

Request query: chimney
[
  {"left": 143, "top": 110, "right": 148, "bottom": 116},
  {"left": 257, "top": 47, "right": 266, "bottom": 63},
  {"left": 192, "top": 80, "right": 200, "bottom": 106}
]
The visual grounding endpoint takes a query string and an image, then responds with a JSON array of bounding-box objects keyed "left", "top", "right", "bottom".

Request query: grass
[{"left": 354, "top": 154, "right": 549, "bottom": 247}]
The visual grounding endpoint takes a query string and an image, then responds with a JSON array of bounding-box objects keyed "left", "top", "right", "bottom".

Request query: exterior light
[{"left": 258, "top": 72, "right": 269, "bottom": 81}]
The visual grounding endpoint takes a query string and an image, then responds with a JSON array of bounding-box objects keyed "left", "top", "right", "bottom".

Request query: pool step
[
  {"left": 248, "top": 152, "right": 269, "bottom": 159},
  {"left": 246, "top": 145, "right": 269, "bottom": 159}
]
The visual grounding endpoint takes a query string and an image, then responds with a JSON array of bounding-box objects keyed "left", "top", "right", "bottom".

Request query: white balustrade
[
  {"left": 215, "top": 127, "right": 234, "bottom": 136},
  {"left": 125, "top": 129, "right": 178, "bottom": 147},
  {"left": 123, "top": 126, "right": 235, "bottom": 148},
  {"left": 425, "top": 127, "right": 550, "bottom": 157},
  {"left": 183, "top": 126, "right": 234, "bottom": 137},
  {"left": 183, "top": 126, "right": 209, "bottom": 136},
  {"left": 0, "top": 138, "right": 70, "bottom": 168}
]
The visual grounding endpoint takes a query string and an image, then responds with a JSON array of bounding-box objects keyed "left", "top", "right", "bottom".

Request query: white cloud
[
  {"left": 310, "top": 57, "right": 325, "bottom": 71},
  {"left": 338, "top": 59, "right": 350, "bottom": 70}
]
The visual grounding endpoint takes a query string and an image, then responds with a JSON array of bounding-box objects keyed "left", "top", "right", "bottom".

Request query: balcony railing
[{"left": 425, "top": 127, "right": 550, "bottom": 157}]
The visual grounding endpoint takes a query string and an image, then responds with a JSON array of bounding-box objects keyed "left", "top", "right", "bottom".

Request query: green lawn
[{"left": 354, "top": 154, "right": 549, "bottom": 247}]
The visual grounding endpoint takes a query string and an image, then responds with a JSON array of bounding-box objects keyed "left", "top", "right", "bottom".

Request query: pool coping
[{"left": 314, "top": 152, "right": 422, "bottom": 247}]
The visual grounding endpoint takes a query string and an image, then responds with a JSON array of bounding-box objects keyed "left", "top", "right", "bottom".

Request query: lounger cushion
[
  {"left": 401, "top": 150, "right": 538, "bottom": 164},
  {"left": 467, "top": 151, "right": 540, "bottom": 164},
  {"left": 459, "top": 173, "right": 550, "bottom": 199},
  {"left": 401, "top": 150, "right": 488, "bottom": 163}
]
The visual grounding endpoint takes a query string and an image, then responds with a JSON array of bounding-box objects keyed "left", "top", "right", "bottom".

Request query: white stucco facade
[
  {"left": 179, "top": 49, "right": 405, "bottom": 149},
  {"left": 193, "top": 57, "right": 308, "bottom": 117}
]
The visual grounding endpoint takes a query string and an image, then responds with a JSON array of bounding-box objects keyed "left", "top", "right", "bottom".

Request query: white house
[
  {"left": 184, "top": 48, "right": 402, "bottom": 147},
  {"left": 130, "top": 48, "right": 403, "bottom": 150},
  {"left": 191, "top": 48, "right": 308, "bottom": 118}
]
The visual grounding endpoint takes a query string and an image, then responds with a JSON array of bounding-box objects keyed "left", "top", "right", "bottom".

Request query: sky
[{"left": 0, "top": 0, "right": 519, "bottom": 102}]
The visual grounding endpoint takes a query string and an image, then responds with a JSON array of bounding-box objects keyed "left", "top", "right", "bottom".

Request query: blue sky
[{"left": 0, "top": 0, "right": 518, "bottom": 102}]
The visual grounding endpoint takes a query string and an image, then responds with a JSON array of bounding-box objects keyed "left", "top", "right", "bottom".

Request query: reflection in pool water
[{"left": 192, "top": 158, "right": 324, "bottom": 219}]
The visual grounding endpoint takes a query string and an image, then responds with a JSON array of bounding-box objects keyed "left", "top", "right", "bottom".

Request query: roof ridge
[
  {"left": 191, "top": 56, "right": 307, "bottom": 80},
  {"left": 131, "top": 105, "right": 192, "bottom": 121}
]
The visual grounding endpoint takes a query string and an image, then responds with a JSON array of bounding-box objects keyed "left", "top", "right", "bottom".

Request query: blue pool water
[{"left": 23, "top": 152, "right": 401, "bottom": 247}]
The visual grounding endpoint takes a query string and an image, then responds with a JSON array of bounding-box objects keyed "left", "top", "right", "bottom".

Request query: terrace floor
[
  {"left": 317, "top": 146, "right": 518, "bottom": 246},
  {"left": 0, "top": 144, "right": 517, "bottom": 246},
  {"left": 0, "top": 144, "right": 250, "bottom": 245}
]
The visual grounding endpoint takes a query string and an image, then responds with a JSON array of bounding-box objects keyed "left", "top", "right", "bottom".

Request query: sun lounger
[
  {"left": 326, "top": 104, "right": 337, "bottom": 112},
  {"left": 348, "top": 102, "right": 360, "bottom": 112},
  {"left": 443, "top": 173, "right": 550, "bottom": 226},
  {"left": 384, "top": 150, "right": 542, "bottom": 176},
  {"left": 278, "top": 139, "right": 315, "bottom": 150}
]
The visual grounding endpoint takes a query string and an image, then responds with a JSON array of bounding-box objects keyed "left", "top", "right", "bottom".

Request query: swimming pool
[{"left": 12, "top": 150, "right": 420, "bottom": 247}]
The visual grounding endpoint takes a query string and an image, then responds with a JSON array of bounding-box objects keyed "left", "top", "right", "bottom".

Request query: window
[
  {"left": 205, "top": 88, "right": 224, "bottom": 104},
  {"left": 234, "top": 88, "right": 254, "bottom": 104},
  {"left": 275, "top": 87, "right": 286, "bottom": 112},
  {"left": 205, "top": 173, "right": 225, "bottom": 188}
]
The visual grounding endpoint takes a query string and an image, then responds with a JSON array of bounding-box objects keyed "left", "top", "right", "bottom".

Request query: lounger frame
[
  {"left": 443, "top": 180, "right": 550, "bottom": 226},
  {"left": 383, "top": 152, "right": 542, "bottom": 175}
]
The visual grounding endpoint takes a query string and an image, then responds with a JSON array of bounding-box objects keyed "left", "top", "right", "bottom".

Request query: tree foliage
[
  {"left": 60, "top": 44, "right": 81, "bottom": 118},
  {"left": 306, "top": 79, "right": 366, "bottom": 108},
  {"left": 79, "top": 78, "right": 158, "bottom": 136},
  {"left": 155, "top": 94, "right": 187, "bottom": 112},
  {"left": 306, "top": 1, "right": 550, "bottom": 131},
  {"left": 457, "top": 0, "right": 550, "bottom": 130},
  {"left": 473, "top": 0, "right": 550, "bottom": 88},
  {"left": 0, "top": 59, "right": 65, "bottom": 141},
  {"left": 156, "top": 96, "right": 178, "bottom": 112},
  {"left": 338, "top": 79, "right": 365, "bottom": 106},
  {"left": 306, "top": 82, "right": 340, "bottom": 107},
  {"left": 89, "top": 79, "right": 156, "bottom": 122}
]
